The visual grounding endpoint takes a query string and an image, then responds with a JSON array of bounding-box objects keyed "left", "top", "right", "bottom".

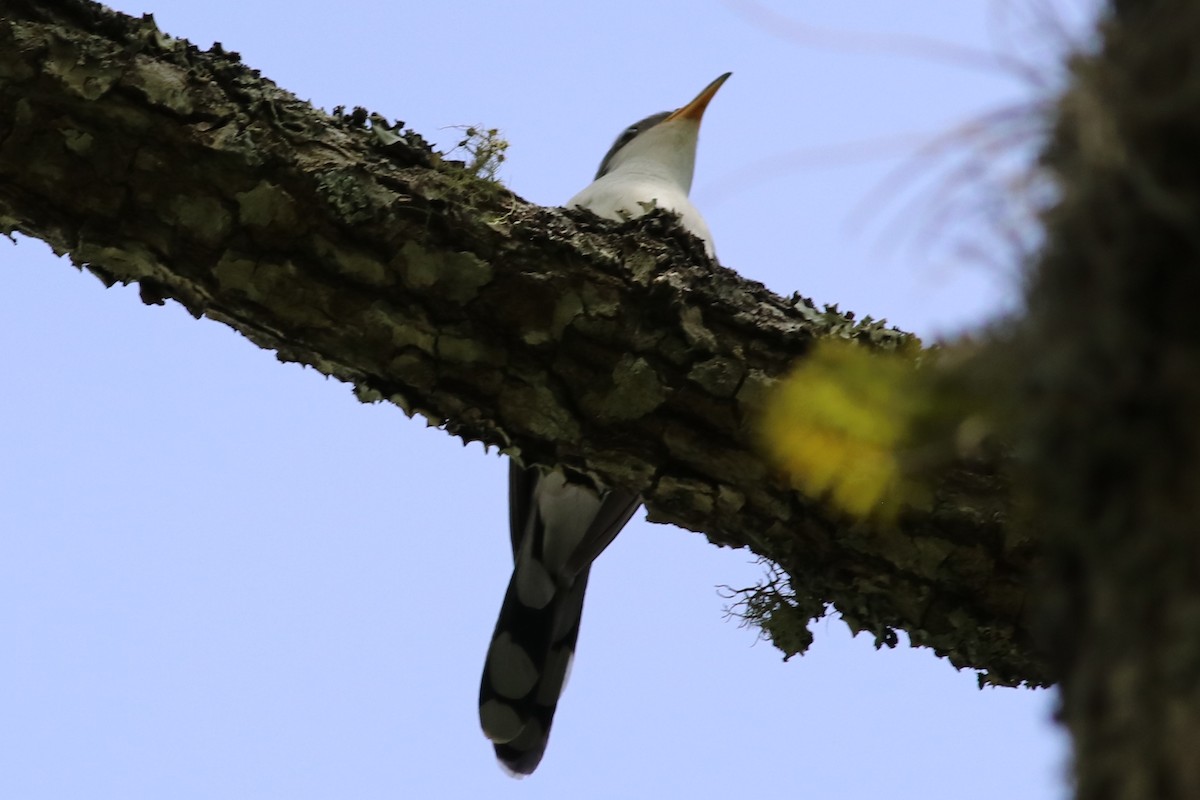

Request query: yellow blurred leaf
[{"left": 761, "top": 339, "right": 931, "bottom": 520}]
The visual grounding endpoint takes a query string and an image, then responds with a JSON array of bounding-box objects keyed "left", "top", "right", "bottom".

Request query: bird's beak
[{"left": 665, "top": 72, "right": 732, "bottom": 123}]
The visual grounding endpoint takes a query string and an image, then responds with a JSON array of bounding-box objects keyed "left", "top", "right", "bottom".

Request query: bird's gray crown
[{"left": 593, "top": 111, "right": 671, "bottom": 180}]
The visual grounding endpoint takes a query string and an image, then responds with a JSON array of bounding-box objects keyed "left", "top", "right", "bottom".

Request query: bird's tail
[{"left": 478, "top": 565, "right": 592, "bottom": 776}]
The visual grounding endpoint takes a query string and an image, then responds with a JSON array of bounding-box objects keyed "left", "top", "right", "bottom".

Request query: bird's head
[{"left": 593, "top": 72, "right": 731, "bottom": 191}]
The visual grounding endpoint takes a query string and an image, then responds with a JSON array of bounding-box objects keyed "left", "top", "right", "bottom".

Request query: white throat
[
  {"left": 567, "top": 116, "right": 716, "bottom": 257},
  {"left": 600, "top": 119, "right": 700, "bottom": 194}
]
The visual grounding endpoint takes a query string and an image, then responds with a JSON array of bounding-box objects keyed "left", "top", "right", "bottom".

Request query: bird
[
  {"left": 567, "top": 72, "right": 730, "bottom": 257},
  {"left": 477, "top": 72, "right": 730, "bottom": 777}
]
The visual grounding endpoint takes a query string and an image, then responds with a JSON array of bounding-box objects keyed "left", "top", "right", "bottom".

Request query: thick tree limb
[{"left": 0, "top": 0, "right": 1050, "bottom": 686}]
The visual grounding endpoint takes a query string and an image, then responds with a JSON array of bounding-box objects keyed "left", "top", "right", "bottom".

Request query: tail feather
[
  {"left": 479, "top": 566, "right": 591, "bottom": 776},
  {"left": 481, "top": 462, "right": 640, "bottom": 775}
]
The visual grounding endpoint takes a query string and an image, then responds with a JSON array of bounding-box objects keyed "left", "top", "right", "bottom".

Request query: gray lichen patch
[
  {"left": 716, "top": 485, "right": 746, "bottom": 515},
  {"left": 395, "top": 240, "right": 493, "bottom": 303},
  {"left": 647, "top": 475, "right": 716, "bottom": 527},
  {"left": 397, "top": 240, "right": 438, "bottom": 289},
  {"left": 388, "top": 352, "right": 436, "bottom": 392},
  {"left": 71, "top": 240, "right": 161, "bottom": 283},
  {"left": 43, "top": 37, "right": 121, "bottom": 101},
  {"left": 213, "top": 255, "right": 328, "bottom": 326},
  {"left": 212, "top": 252, "right": 257, "bottom": 294},
  {"left": 126, "top": 59, "right": 195, "bottom": 115},
  {"left": 359, "top": 304, "right": 435, "bottom": 354},
  {"left": 195, "top": 120, "right": 264, "bottom": 165},
  {"left": 585, "top": 449, "right": 656, "bottom": 494},
  {"left": 311, "top": 234, "right": 388, "bottom": 287},
  {"left": 236, "top": 181, "right": 299, "bottom": 230},
  {"left": 61, "top": 129, "right": 94, "bottom": 155},
  {"left": 626, "top": 250, "right": 659, "bottom": 285},
  {"left": 165, "top": 195, "right": 231, "bottom": 247},
  {"left": 678, "top": 305, "right": 719, "bottom": 351},
  {"left": 688, "top": 356, "right": 745, "bottom": 398},
  {"left": 437, "top": 332, "right": 506, "bottom": 365},
  {"left": 353, "top": 383, "right": 384, "bottom": 403},
  {"left": 579, "top": 282, "right": 621, "bottom": 317},
  {"left": 499, "top": 383, "right": 581, "bottom": 442},
  {"left": 389, "top": 322, "right": 436, "bottom": 354},
  {"left": 735, "top": 369, "right": 777, "bottom": 419},
  {"left": 581, "top": 355, "right": 667, "bottom": 422}
]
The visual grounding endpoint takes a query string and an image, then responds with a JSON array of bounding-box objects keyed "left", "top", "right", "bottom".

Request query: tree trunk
[{"left": 1027, "top": 1, "right": 1200, "bottom": 796}]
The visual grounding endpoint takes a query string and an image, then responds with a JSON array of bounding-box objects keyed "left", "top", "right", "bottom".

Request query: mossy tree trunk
[{"left": 1026, "top": 1, "right": 1200, "bottom": 796}]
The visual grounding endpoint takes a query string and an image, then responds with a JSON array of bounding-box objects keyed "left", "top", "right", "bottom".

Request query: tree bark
[
  {"left": 1029, "top": 1, "right": 1200, "bottom": 796},
  {"left": 0, "top": 0, "right": 1048, "bottom": 687}
]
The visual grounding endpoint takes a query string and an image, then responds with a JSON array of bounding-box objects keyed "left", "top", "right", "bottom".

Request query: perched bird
[
  {"left": 477, "top": 72, "right": 730, "bottom": 776},
  {"left": 568, "top": 72, "right": 730, "bottom": 257}
]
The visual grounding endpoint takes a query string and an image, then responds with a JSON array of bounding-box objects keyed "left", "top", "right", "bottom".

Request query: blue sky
[{"left": 2, "top": 1, "right": 1098, "bottom": 797}]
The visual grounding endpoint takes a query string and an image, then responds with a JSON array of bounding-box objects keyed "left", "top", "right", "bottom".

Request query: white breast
[{"left": 568, "top": 175, "right": 715, "bottom": 257}]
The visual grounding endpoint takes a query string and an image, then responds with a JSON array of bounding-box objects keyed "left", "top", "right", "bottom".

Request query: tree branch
[{"left": 0, "top": 0, "right": 1050, "bottom": 686}]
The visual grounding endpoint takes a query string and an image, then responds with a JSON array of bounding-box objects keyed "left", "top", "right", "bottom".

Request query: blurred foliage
[
  {"left": 761, "top": 337, "right": 1003, "bottom": 522},
  {"left": 762, "top": 339, "right": 928, "bottom": 520}
]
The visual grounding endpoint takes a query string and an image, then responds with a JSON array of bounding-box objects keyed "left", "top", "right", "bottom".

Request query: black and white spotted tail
[{"left": 478, "top": 462, "right": 639, "bottom": 776}]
